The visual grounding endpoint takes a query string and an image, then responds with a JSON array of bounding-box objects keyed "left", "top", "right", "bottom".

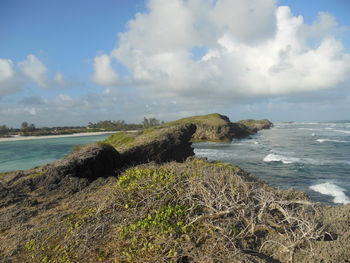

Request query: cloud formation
[
  {"left": 19, "top": 54, "right": 49, "bottom": 88},
  {"left": 94, "top": 0, "right": 350, "bottom": 103},
  {"left": 92, "top": 53, "right": 119, "bottom": 86},
  {"left": 0, "top": 58, "right": 22, "bottom": 97},
  {"left": 0, "top": 55, "right": 81, "bottom": 98}
]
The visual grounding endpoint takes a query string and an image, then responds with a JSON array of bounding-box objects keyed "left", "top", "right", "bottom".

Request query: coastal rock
[
  {"left": 121, "top": 124, "right": 196, "bottom": 165},
  {"left": 236, "top": 119, "right": 273, "bottom": 132},
  {"left": 46, "top": 143, "right": 121, "bottom": 180},
  {"left": 164, "top": 113, "right": 273, "bottom": 142}
]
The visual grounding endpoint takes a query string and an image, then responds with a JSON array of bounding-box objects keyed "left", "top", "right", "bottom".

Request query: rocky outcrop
[
  {"left": 169, "top": 113, "right": 273, "bottom": 142},
  {"left": 121, "top": 124, "right": 196, "bottom": 165},
  {"left": 46, "top": 143, "right": 121, "bottom": 180},
  {"left": 236, "top": 119, "right": 273, "bottom": 133},
  {"left": 1, "top": 114, "right": 350, "bottom": 263},
  {"left": 192, "top": 123, "right": 233, "bottom": 142}
]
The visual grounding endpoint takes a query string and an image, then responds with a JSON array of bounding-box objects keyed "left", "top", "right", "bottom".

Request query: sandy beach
[{"left": 0, "top": 131, "right": 117, "bottom": 142}]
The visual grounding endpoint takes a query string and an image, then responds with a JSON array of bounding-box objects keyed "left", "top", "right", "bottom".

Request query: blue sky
[{"left": 1, "top": 0, "right": 350, "bottom": 127}]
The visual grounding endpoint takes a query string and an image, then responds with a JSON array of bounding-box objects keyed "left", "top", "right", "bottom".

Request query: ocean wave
[
  {"left": 298, "top": 128, "right": 322, "bottom": 131},
  {"left": 309, "top": 182, "right": 350, "bottom": 204},
  {"left": 334, "top": 129, "right": 350, "bottom": 134},
  {"left": 316, "top": 139, "right": 350, "bottom": 143},
  {"left": 262, "top": 153, "right": 346, "bottom": 166},
  {"left": 263, "top": 154, "right": 300, "bottom": 164}
]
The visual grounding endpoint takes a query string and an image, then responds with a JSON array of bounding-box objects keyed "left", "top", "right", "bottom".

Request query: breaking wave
[
  {"left": 334, "top": 129, "right": 350, "bottom": 134},
  {"left": 316, "top": 139, "right": 350, "bottom": 143},
  {"left": 310, "top": 182, "right": 350, "bottom": 204},
  {"left": 263, "top": 153, "right": 300, "bottom": 164}
]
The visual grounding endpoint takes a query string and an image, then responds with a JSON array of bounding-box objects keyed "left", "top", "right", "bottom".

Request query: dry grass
[
  {"left": 110, "top": 158, "right": 326, "bottom": 263},
  {"left": 7, "top": 158, "right": 327, "bottom": 263}
]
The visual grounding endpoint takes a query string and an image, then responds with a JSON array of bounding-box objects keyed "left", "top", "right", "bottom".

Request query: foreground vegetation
[
  {"left": 1, "top": 114, "right": 347, "bottom": 263},
  {"left": 2, "top": 157, "right": 346, "bottom": 263}
]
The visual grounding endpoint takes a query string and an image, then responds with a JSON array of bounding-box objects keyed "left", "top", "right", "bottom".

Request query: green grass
[
  {"left": 150, "top": 113, "right": 229, "bottom": 130},
  {"left": 100, "top": 113, "right": 232, "bottom": 149},
  {"left": 101, "top": 131, "right": 136, "bottom": 149}
]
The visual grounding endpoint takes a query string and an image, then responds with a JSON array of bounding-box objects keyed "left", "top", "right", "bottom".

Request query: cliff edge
[{"left": 2, "top": 114, "right": 349, "bottom": 263}]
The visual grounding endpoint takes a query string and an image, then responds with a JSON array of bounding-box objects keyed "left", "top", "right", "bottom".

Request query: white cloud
[
  {"left": 17, "top": 54, "right": 78, "bottom": 89},
  {"left": 0, "top": 58, "right": 22, "bottom": 97},
  {"left": 92, "top": 53, "right": 119, "bottom": 86},
  {"left": 96, "top": 0, "right": 350, "bottom": 103},
  {"left": 210, "top": 0, "right": 277, "bottom": 43},
  {"left": 19, "top": 54, "right": 48, "bottom": 88}
]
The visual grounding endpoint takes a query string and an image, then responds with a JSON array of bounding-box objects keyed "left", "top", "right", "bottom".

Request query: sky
[{"left": 1, "top": 0, "right": 350, "bottom": 127}]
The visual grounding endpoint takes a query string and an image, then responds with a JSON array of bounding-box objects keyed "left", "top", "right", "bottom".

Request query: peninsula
[{"left": 0, "top": 114, "right": 349, "bottom": 263}]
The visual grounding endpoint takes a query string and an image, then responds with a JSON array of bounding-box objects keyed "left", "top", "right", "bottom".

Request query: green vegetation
[
  {"left": 27, "top": 171, "right": 45, "bottom": 178},
  {"left": 87, "top": 120, "right": 143, "bottom": 130},
  {"left": 5, "top": 159, "right": 332, "bottom": 263},
  {"left": 152, "top": 113, "right": 229, "bottom": 129},
  {"left": 116, "top": 205, "right": 191, "bottom": 262},
  {"left": 109, "top": 160, "right": 325, "bottom": 263},
  {"left": 237, "top": 119, "right": 272, "bottom": 130},
  {"left": 0, "top": 125, "right": 10, "bottom": 137},
  {"left": 101, "top": 113, "right": 231, "bottom": 149},
  {"left": 1, "top": 117, "right": 162, "bottom": 138},
  {"left": 117, "top": 167, "right": 177, "bottom": 192},
  {"left": 102, "top": 131, "right": 137, "bottom": 149}
]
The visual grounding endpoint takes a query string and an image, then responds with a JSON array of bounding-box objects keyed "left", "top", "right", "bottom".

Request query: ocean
[
  {"left": 1, "top": 123, "right": 349, "bottom": 205},
  {"left": 0, "top": 134, "right": 111, "bottom": 173},
  {"left": 194, "top": 121, "right": 350, "bottom": 205}
]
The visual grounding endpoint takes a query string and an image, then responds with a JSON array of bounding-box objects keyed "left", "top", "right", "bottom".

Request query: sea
[
  {"left": 194, "top": 121, "right": 350, "bottom": 205},
  {"left": 1, "top": 123, "right": 349, "bottom": 205},
  {"left": 0, "top": 134, "right": 111, "bottom": 173}
]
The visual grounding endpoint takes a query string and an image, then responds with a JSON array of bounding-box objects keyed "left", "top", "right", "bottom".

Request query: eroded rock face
[
  {"left": 191, "top": 116, "right": 273, "bottom": 142},
  {"left": 236, "top": 119, "right": 274, "bottom": 133},
  {"left": 46, "top": 143, "right": 121, "bottom": 180},
  {"left": 121, "top": 124, "right": 196, "bottom": 165},
  {"left": 193, "top": 124, "right": 233, "bottom": 142}
]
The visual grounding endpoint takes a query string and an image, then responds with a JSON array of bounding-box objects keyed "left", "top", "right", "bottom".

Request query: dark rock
[
  {"left": 46, "top": 143, "right": 121, "bottom": 180},
  {"left": 121, "top": 124, "right": 196, "bottom": 165}
]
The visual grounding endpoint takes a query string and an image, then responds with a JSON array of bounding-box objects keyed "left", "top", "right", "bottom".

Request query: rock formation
[
  {"left": 120, "top": 124, "right": 196, "bottom": 165},
  {"left": 6, "top": 114, "right": 350, "bottom": 263}
]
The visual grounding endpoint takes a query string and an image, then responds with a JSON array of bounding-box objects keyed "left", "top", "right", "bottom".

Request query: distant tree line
[
  {"left": 142, "top": 117, "right": 164, "bottom": 128},
  {"left": 0, "top": 125, "right": 10, "bottom": 137},
  {"left": 88, "top": 117, "right": 163, "bottom": 130},
  {"left": 0, "top": 117, "right": 163, "bottom": 137},
  {"left": 87, "top": 120, "right": 142, "bottom": 130}
]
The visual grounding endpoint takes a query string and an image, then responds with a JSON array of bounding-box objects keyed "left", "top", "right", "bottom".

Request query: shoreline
[{"left": 0, "top": 131, "right": 118, "bottom": 142}]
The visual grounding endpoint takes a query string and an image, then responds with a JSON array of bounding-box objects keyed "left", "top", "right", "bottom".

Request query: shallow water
[
  {"left": 0, "top": 134, "right": 111, "bottom": 173},
  {"left": 1, "top": 124, "right": 349, "bottom": 205},
  {"left": 193, "top": 121, "right": 350, "bottom": 205}
]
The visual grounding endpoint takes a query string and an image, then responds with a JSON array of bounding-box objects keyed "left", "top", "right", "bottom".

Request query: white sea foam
[
  {"left": 316, "top": 139, "right": 350, "bottom": 143},
  {"left": 325, "top": 127, "right": 333, "bottom": 130},
  {"left": 334, "top": 129, "right": 350, "bottom": 134},
  {"left": 309, "top": 182, "right": 350, "bottom": 204},
  {"left": 263, "top": 153, "right": 300, "bottom": 164},
  {"left": 299, "top": 122, "right": 320, "bottom": 125},
  {"left": 298, "top": 128, "right": 320, "bottom": 131},
  {"left": 311, "top": 133, "right": 316, "bottom": 137}
]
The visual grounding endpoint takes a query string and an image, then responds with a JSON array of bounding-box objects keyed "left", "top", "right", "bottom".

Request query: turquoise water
[
  {"left": 194, "top": 122, "right": 350, "bottom": 205},
  {"left": 0, "top": 134, "right": 111, "bottom": 173},
  {"left": 1, "top": 124, "right": 350, "bottom": 205}
]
